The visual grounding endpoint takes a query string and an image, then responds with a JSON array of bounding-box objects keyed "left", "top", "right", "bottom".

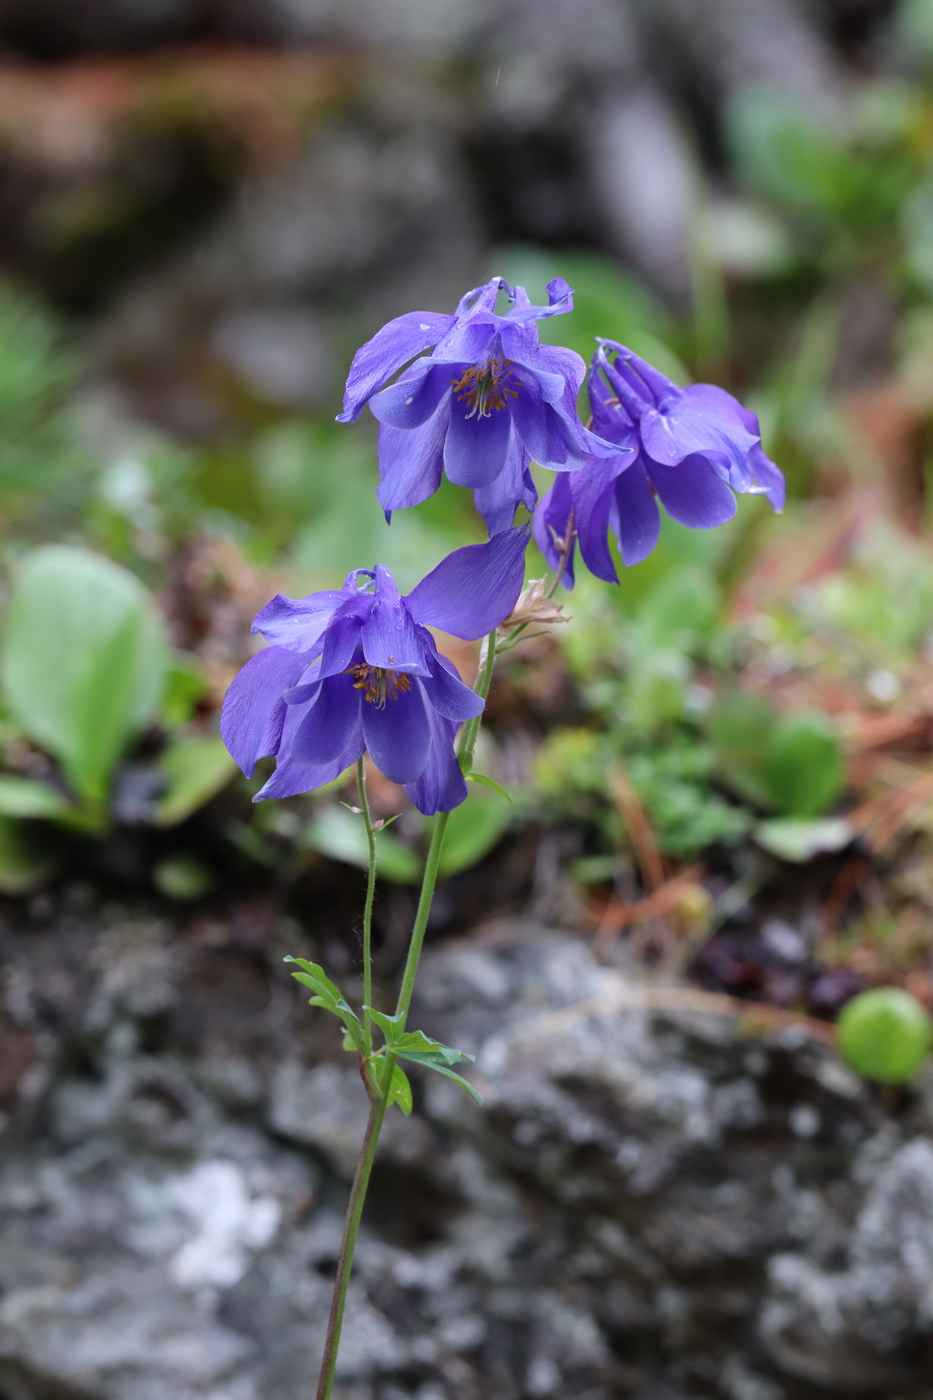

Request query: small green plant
[{"left": 837, "top": 988, "right": 933, "bottom": 1083}]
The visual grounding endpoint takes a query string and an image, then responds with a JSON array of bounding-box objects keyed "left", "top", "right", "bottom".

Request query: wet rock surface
[{"left": 1, "top": 904, "right": 932, "bottom": 1399}]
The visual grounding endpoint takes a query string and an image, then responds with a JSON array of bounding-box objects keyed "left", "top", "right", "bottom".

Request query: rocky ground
[{"left": 2, "top": 893, "right": 932, "bottom": 1400}]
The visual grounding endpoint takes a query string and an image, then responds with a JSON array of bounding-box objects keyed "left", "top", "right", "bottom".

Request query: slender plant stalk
[
  {"left": 313, "top": 626, "right": 500, "bottom": 1400},
  {"left": 356, "top": 756, "right": 377, "bottom": 1055}
]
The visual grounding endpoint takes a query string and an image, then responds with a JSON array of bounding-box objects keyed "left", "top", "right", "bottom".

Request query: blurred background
[{"left": 5, "top": 2, "right": 933, "bottom": 1398}]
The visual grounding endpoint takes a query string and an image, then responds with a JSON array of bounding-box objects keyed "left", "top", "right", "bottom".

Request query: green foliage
[
  {"left": 285, "top": 956, "right": 365, "bottom": 1054},
  {"left": 152, "top": 852, "right": 215, "bottom": 901},
  {"left": 1, "top": 547, "right": 166, "bottom": 812},
  {"left": 154, "top": 735, "right": 237, "bottom": 828},
  {"left": 837, "top": 987, "right": 933, "bottom": 1083},
  {"left": 438, "top": 786, "right": 512, "bottom": 877},
  {"left": 710, "top": 697, "right": 844, "bottom": 819},
  {"left": 303, "top": 805, "right": 422, "bottom": 884}
]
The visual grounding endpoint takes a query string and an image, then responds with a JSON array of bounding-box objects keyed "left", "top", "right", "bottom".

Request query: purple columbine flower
[
  {"left": 221, "top": 527, "right": 529, "bottom": 815},
  {"left": 534, "top": 340, "right": 785, "bottom": 586},
  {"left": 337, "top": 277, "right": 615, "bottom": 537}
]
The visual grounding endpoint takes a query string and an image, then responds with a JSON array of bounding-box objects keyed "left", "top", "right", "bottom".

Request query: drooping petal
[
  {"left": 504, "top": 276, "right": 574, "bottom": 322},
  {"left": 420, "top": 651, "right": 484, "bottom": 722},
  {"left": 533, "top": 474, "right": 576, "bottom": 587},
  {"left": 612, "top": 458, "right": 661, "bottom": 565},
  {"left": 361, "top": 681, "right": 432, "bottom": 784},
  {"left": 403, "top": 708, "right": 468, "bottom": 815},
  {"left": 338, "top": 311, "right": 455, "bottom": 422},
  {"left": 317, "top": 609, "right": 366, "bottom": 680},
  {"left": 405, "top": 524, "right": 530, "bottom": 639},
  {"left": 639, "top": 385, "right": 759, "bottom": 474},
  {"left": 220, "top": 646, "right": 305, "bottom": 776},
  {"left": 444, "top": 392, "right": 513, "bottom": 488},
  {"left": 370, "top": 362, "right": 459, "bottom": 430},
  {"left": 255, "top": 689, "right": 363, "bottom": 800},
  {"left": 251, "top": 590, "right": 346, "bottom": 652},
  {"left": 510, "top": 369, "right": 585, "bottom": 469},
  {"left": 747, "top": 442, "right": 786, "bottom": 511},
  {"left": 572, "top": 456, "right": 631, "bottom": 583},
  {"left": 376, "top": 407, "right": 446, "bottom": 518},
  {"left": 646, "top": 453, "right": 738, "bottom": 529},
  {"left": 473, "top": 430, "right": 535, "bottom": 536},
  {"left": 361, "top": 565, "right": 431, "bottom": 674},
  {"left": 291, "top": 671, "right": 362, "bottom": 766}
]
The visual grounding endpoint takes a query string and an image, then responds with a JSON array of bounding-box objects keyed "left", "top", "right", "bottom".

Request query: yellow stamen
[
  {"left": 450, "top": 356, "right": 519, "bottom": 418},
  {"left": 344, "top": 663, "right": 413, "bottom": 708}
]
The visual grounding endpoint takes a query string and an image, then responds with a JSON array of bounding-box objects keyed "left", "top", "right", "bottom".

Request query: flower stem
[
  {"left": 356, "top": 757, "right": 377, "bottom": 1055},
  {"left": 313, "top": 627, "right": 501, "bottom": 1399}
]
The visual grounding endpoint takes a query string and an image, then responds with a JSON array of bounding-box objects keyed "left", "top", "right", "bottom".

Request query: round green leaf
[
  {"left": 837, "top": 988, "right": 933, "bottom": 1084},
  {"left": 762, "top": 713, "right": 844, "bottom": 817},
  {"left": 1, "top": 547, "right": 166, "bottom": 803}
]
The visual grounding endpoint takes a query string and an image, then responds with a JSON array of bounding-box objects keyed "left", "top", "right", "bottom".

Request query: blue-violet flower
[
  {"left": 337, "top": 277, "right": 614, "bottom": 537},
  {"left": 534, "top": 340, "right": 785, "bottom": 586},
  {"left": 221, "top": 526, "right": 529, "bottom": 815}
]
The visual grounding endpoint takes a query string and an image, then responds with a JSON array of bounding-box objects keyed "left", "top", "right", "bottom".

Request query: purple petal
[
  {"left": 612, "top": 459, "right": 661, "bottom": 565},
  {"left": 251, "top": 590, "right": 346, "bottom": 652},
  {"left": 473, "top": 431, "right": 535, "bottom": 536},
  {"left": 420, "top": 652, "right": 484, "bottom": 722},
  {"left": 370, "top": 362, "right": 458, "bottom": 430},
  {"left": 405, "top": 525, "right": 530, "bottom": 639},
  {"left": 444, "top": 392, "right": 513, "bottom": 488},
  {"left": 510, "top": 370, "right": 584, "bottom": 469},
  {"left": 533, "top": 474, "right": 576, "bottom": 587},
  {"left": 571, "top": 457, "right": 631, "bottom": 584},
  {"left": 361, "top": 680, "right": 432, "bottom": 784},
  {"left": 317, "top": 609, "right": 365, "bottom": 679},
  {"left": 748, "top": 442, "right": 786, "bottom": 511},
  {"left": 361, "top": 564, "right": 431, "bottom": 674},
  {"left": 220, "top": 646, "right": 305, "bottom": 776},
  {"left": 403, "top": 709, "right": 468, "bottom": 815},
  {"left": 647, "top": 453, "right": 738, "bottom": 529},
  {"left": 291, "top": 671, "right": 362, "bottom": 765},
  {"left": 640, "top": 385, "right": 759, "bottom": 473},
  {"left": 503, "top": 277, "right": 574, "bottom": 323},
  {"left": 598, "top": 341, "right": 678, "bottom": 409},
  {"left": 377, "top": 407, "right": 447, "bottom": 516},
  {"left": 338, "top": 311, "right": 455, "bottom": 422},
  {"left": 256, "top": 687, "right": 363, "bottom": 800}
]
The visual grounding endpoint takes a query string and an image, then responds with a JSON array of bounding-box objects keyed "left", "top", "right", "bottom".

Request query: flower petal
[
  {"left": 220, "top": 646, "right": 305, "bottom": 776},
  {"left": 420, "top": 651, "right": 484, "bottom": 722},
  {"left": 370, "top": 361, "right": 459, "bottom": 430},
  {"left": 338, "top": 311, "right": 455, "bottom": 422},
  {"left": 473, "top": 430, "right": 535, "bottom": 536},
  {"left": 361, "top": 564, "right": 431, "bottom": 674},
  {"left": 444, "top": 391, "right": 513, "bottom": 488},
  {"left": 647, "top": 453, "right": 738, "bottom": 529},
  {"left": 361, "top": 680, "right": 432, "bottom": 784},
  {"left": 748, "top": 442, "right": 786, "bottom": 511},
  {"left": 317, "top": 610, "right": 366, "bottom": 679},
  {"left": 572, "top": 457, "right": 631, "bottom": 583},
  {"left": 403, "top": 708, "right": 468, "bottom": 815},
  {"left": 640, "top": 384, "right": 759, "bottom": 473},
  {"left": 291, "top": 671, "right": 362, "bottom": 765},
  {"left": 612, "top": 458, "right": 661, "bottom": 565},
  {"left": 503, "top": 276, "right": 574, "bottom": 322},
  {"left": 377, "top": 406, "right": 447, "bottom": 516},
  {"left": 533, "top": 474, "right": 576, "bottom": 586},
  {"left": 251, "top": 590, "right": 346, "bottom": 652},
  {"left": 405, "top": 524, "right": 530, "bottom": 639},
  {"left": 256, "top": 686, "right": 363, "bottom": 800}
]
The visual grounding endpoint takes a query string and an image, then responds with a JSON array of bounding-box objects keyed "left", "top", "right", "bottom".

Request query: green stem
[
  {"left": 356, "top": 757, "right": 377, "bottom": 1055},
  {"left": 313, "top": 627, "right": 501, "bottom": 1400},
  {"left": 314, "top": 1092, "right": 388, "bottom": 1400}
]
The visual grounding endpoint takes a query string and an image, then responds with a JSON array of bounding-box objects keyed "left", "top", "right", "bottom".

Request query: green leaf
[
  {"left": 837, "top": 988, "right": 933, "bottom": 1084},
  {"left": 761, "top": 713, "right": 844, "bottom": 817},
  {"left": 304, "top": 805, "right": 422, "bottom": 884},
  {"left": 754, "top": 816, "right": 853, "bottom": 863},
  {"left": 438, "top": 788, "right": 512, "bottom": 877},
  {"left": 0, "top": 547, "right": 166, "bottom": 804},
  {"left": 152, "top": 853, "right": 214, "bottom": 901},
  {"left": 366, "top": 1007, "right": 406, "bottom": 1044},
  {"left": 161, "top": 652, "right": 206, "bottom": 728},
  {"left": 467, "top": 773, "right": 513, "bottom": 803},
  {"left": 387, "top": 1064, "right": 413, "bottom": 1115},
  {"left": 0, "top": 776, "right": 72, "bottom": 820},
  {"left": 284, "top": 955, "right": 365, "bottom": 1050},
  {"left": 393, "top": 1030, "right": 474, "bottom": 1065},
  {"left": 396, "top": 1052, "right": 483, "bottom": 1105},
  {"left": 154, "top": 734, "right": 237, "bottom": 828}
]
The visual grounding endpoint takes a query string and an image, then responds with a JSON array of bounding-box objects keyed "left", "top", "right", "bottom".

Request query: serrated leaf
[
  {"left": 387, "top": 1064, "right": 413, "bottom": 1115},
  {"left": 397, "top": 1052, "right": 483, "bottom": 1104},
  {"left": 467, "top": 773, "right": 513, "bottom": 804}
]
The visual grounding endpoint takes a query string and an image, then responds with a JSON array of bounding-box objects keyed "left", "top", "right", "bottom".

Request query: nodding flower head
[
  {"left": 336, "top": 277, "right": 616, "bottom": 538},
  {"left": 534, "top": 341, "right": 785, "bottom": 587},
  {"left": 221, "top": 526, "right": 530, "bottom": 815}
]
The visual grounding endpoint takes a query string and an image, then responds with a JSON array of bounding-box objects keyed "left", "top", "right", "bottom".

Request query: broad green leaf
[
  {"left": 154, "top": 735, "right": 237, "bottom": 828},
  {"left": 387, "top": 1064, "right": 413, "bottom": 1115},
  {"left": 304, "top": 806, "right": 422, "bottom": 884},
  {"left": 438, "top": 788, "right": 511, "bottom": 877},
  {"left": 397, "top": 1052, "right": 483, "bottom": 1105},
  {"left": 467, "top": 773, "right": 513, "bottom": 803},
  {"left": 708, "top": 690, "right": 777, "bottom": 807},
  {"left": 365, "top": 1007, "right": 405, "bottom": 1044},
  {"left": 161, "top": 653, "right": 206, "bottom": 728},
  {"left": 0, "top": 776, "right": 72, "bottom": 819},
  {"left": 1, "top": 547, "right": 166, "bottom": 804},
  {"left": 0, "top": 815, "right": 58, "bottom": 893},
  {"left": 762, "top": 714, "right": 844, "bottom": 817}
]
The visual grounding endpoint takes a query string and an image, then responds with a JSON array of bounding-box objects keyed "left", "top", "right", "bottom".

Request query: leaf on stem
[
  {"left": 284, "top": 955, "right": 365, "bottom": 1052},
  {"left": 396, "top": 1052, "right": 484, "bottom": 1105},
  {"left": 467, "top": 773, "right": 513, "bottom": 803},
  {"left": 387, "top": 1063, "right": 413, "bottom": 1115}
]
